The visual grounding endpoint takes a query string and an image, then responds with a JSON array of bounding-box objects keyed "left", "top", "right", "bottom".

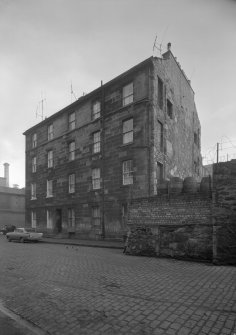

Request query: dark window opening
[
  {"left": 167, "top": 99, "right": 173, "bottom": 119},
  {"left": 156, "top": 162, "right": 164, "bottom": 183},
  {"left": 158, "top": 77, "right": 163, "bottom": 109},
  {"left": 157, "top": 121, "right": 164, "bottom": 152}
]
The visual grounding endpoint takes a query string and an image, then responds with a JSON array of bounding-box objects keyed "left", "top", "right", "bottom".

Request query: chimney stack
[
  {"left": 4, "top": 163, "right": 9, "bottom": 187},
  {"left": 167, "top": 42, "right": 171, "bottom": 51}
]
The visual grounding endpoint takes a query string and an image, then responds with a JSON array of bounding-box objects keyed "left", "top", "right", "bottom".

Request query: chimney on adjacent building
[
  {"left": 167, "top": 42, "right": 171, "bottom": 51},
  {"left": 4, "top": 163, "right": 9, "bottom": 187}
]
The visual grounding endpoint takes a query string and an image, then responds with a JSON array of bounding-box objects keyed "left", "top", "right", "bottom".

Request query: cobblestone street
[{"left": 0, "top": 236, "right": 235, "bottom": 335}]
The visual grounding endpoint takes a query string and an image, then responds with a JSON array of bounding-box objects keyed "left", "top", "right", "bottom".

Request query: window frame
[
  {"left": 31, "top": 183, "right": 36, "bottom": 200},
  {"left": 92, "top": 168, "right": 101, "bottom": 190},
  {"left": 47, "top": 210, "right": 53, "bottom": 229},
  {"left": 122, "top": 160, "right": 133, "bottom": 185},
  {"left": 68, "top": 141, "right": 75, "bottom": 161},
  {"left": 47, "top": 150, "right": 53, "bottom": 168},
  {"left": 92, "top": 101, "right": 101, "bottom": 120},
  {"left": 31, "top": 210, "right": 37, "bottom": 228},
  {"left": 32, "top": 156, "right": 37, "bottom": 173},
  {"left": 122, "top": 118, "right": 133, "bottom": 144},
  {"left": 93, "top": 131, "right": 101, "bottom": 153},
  {"left": 69, "top": 112, "right": 76, "bottom": 131},
  {"left": 122, "top": 82, "right": 133, "bottom": 106},
  {"left": 68, "top": 173, "right": 75, "bottom": 193},
  {"left": 48, "top": 124, "right": 54, "bottom": 141},
  {"left": 68, "top": 208, "right": 75, "bottom": 227},
  {"left": 46, "top": 180, "right": 53, "bottom": 197},
  {"left": 92, "top": 206, "right": 100, "bottom": 226},
  {"left": 32, "top": 133, "right": 37, "bottom": 148}
]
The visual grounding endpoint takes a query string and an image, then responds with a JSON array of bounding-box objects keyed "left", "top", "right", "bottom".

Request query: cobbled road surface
[{"left": 0, "top": 236, "right": 236, "bottom": 335}]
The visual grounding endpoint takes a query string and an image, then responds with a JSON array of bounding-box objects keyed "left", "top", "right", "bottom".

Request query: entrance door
[{"left": 56, "top": 209, "right": 62, "bottom": 233}]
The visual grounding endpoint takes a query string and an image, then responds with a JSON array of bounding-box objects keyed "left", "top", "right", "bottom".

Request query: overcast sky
[{"left": 0, "top": 0, "right": 235, "bottom": 187}]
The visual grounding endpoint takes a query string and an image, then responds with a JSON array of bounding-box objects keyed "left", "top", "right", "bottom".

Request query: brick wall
[
  {"left": 213, "top": 160, "right": 236, "bottom": 264},
  {"left": 128, "top": 194, "right": 212, "bottom": 260}
]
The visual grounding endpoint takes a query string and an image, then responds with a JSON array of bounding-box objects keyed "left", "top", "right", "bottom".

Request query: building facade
[
  {"left": 24, "top": 49, "right": 202, "bottom": 239},
  {"left": 0, "top": 163, "right": 25, "bottom": 227}
]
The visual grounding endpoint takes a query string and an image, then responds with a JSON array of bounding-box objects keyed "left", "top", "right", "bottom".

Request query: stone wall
[
  {"left": 213, "top": 160, "right": 236, "bottom": 264},
  {"left": 128, "top": 193, "right": 212, "bottom": 260},
  {"left": 0, "top": 187, "right": 25, "bottom": 227}
]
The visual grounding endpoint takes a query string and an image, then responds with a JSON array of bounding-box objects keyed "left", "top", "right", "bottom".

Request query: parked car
[
  {"left": 0, "top": 225, "right": 16, "bottom": 235},
  {"left": 6, "top": 228, "right": 43, "bottom": 243}
]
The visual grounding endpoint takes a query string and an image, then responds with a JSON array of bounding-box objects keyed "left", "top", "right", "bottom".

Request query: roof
[{"left": 23, "top": 56, "right": 154, "bottom": 135}]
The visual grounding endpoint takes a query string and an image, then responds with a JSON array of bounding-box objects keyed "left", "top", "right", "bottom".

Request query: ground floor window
[
  {"left": 31, "top": 211, "right": 36, "bottom": 228},
  {"left": 92, "top": 206, "right": 100, "bottom": 226},
  {"left": 68, "top": 208, "right": 75, "bottom": 227},
  {"left": 47, "top": 210, "right": 53, "bottom": 229},
  {"left": 122, "top": 160, "right": 133, "bottom": 185}
]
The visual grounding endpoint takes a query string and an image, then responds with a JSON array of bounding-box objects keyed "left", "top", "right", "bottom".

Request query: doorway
[{"left": 56, "top": 209, "right": 62, "bottom": 233}]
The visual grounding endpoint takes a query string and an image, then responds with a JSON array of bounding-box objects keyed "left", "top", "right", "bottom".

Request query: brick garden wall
[{"left": 128, "top": 194, "right": 212, "bottom": 260}]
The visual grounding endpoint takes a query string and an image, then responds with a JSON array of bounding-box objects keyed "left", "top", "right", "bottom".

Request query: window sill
[
  {"left": 31, "top": 198, "right": 37, "bottom": 200},
  {"left": 46, "top": 195, "right": 53, "bottom": 198},
  {"left": 120, "top": 142, "right": 133, "bottom": 148},
  {"left": 121, "top": 183, "right": 133, "bottom": 187},
  {"left": 91, "top": 116, "right": 101, "bottom": 123}
]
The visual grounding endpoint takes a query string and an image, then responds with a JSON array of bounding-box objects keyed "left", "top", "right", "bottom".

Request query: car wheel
[{"left": 20, "top": 237, "right": 24, "bottom": 243}]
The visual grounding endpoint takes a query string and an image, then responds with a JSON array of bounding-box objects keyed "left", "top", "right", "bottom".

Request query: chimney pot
[{"left": 3, "top": 163, "right": 9, "bottom": 187}]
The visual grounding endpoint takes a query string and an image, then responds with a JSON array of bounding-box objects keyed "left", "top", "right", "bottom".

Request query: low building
[
  {"left": 24, "top": 45, "right": 202, "bottom": 239},
  {"left": 0, "top": 163, "right": 25, "bottom": 227}
]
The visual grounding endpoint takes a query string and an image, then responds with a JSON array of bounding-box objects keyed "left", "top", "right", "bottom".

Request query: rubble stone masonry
[
  {"left": 213, "top": 159, "right": 236, "bottom": 264},
  {"left": 128, "top": 193, "right": 212, "bottom": 260}
]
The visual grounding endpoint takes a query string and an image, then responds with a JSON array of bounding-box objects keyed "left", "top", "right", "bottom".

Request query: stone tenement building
[
  {"left": 24, "top": 47, "right": 202, "bottom": 239},
  {"left": 0, "top": 163, "right": 25, "bottom": 226}
]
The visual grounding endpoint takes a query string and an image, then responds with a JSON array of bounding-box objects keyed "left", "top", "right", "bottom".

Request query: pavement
[
  {"left": 0, "top": 234, "right": 236, "bottom": 335},
  {"left": 42, "top": 236, "right": 124, "bottom": 249}
]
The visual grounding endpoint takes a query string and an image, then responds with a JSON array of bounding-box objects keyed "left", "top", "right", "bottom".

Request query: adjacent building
[
  {"left": 24, "top": 46, "right": 202, "bottom": 239},
  {"left": 0, "top": 163, "right": 25, "bottom": 227}
]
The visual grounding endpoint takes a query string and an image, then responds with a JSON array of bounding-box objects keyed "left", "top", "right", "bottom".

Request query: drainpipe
[{"left": 101, "top": 81, "right": 105, "bottom": 239}]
